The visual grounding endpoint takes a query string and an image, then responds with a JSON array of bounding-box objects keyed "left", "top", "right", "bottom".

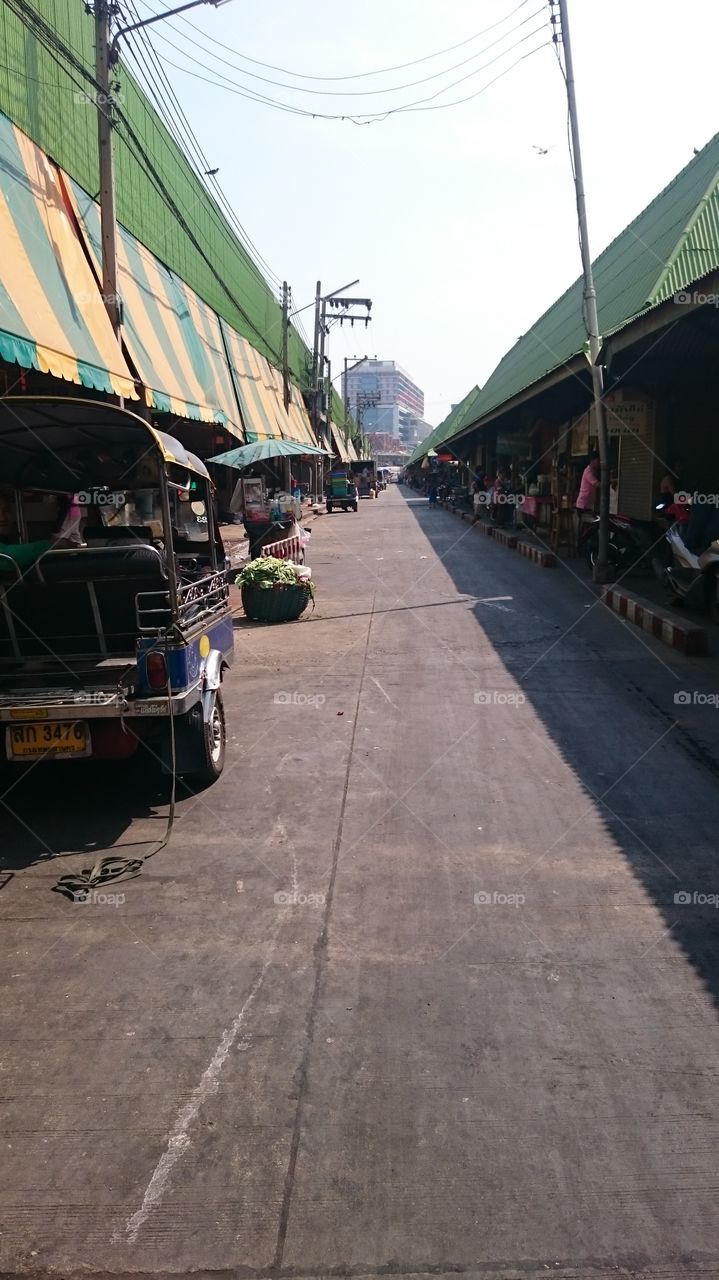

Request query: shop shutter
[{"left": 617, "top": 434, "right": 654, "bottom": 518}]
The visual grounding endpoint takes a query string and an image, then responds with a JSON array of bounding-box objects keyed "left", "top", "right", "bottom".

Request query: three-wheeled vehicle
[
  {"left": 0, "top": 398, "right": 233, "bottom": 786},
  {"left": 325, "top": 471, "right": 358, "bottom": 514}
]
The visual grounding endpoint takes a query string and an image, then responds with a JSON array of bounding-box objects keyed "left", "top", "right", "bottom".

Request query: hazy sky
[{"left": 135, "top": 0, "right": 719, "bottom": 425}]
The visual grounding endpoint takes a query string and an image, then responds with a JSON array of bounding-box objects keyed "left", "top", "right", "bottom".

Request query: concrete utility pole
[
  {"left": 310, "top": 279, "right": 369, "bottom": 448},
  {"left": 94, "top": 0, "right": 228, "bottom": 343},
  {"left": 281, "top": 281, "right": 290, "bottom": 412},
  {"left": 555, "top": 0, "right": 610, "bottom": 581},
  {"left": 94, "top": 0, "right": 121, "bottom": 338},
  {"left": 311, "top": 280, "right": 322, "bottom": 446}
]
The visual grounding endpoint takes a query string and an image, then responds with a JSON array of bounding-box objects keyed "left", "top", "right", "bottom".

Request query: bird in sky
[
  {"left": 204, "top": 167, "right": 219, "bottom": 176},
  {"left": 532, "top": 144, "right": 555, "bottom": 156}
]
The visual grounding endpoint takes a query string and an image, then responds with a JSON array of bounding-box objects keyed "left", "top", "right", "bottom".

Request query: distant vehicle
[
  {"left": 325, "top": 473, "right": 358, "bottom": 513},
  {"left": 376, "top": 467, "right": 390, "bottom": 491},
  {"left": 349, "top": 461, "right": 377, "bottom": 499}
]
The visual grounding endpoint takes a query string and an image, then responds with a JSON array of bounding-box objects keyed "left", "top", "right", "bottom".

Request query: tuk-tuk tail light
[{"left": 146, "top": 652, "right": 169, "bottom": 690}]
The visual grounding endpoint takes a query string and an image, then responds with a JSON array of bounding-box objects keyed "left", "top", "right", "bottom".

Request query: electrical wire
[
  {"left": 154, "top": 30, "right": 550, "bottom": 122},
  {"left": 143, "top": 0, "right": 536, "bottom": 82},
  {"left": 120, "top": 13, "right": 285, "bottom": 292},
  {"left": 3, "top": 0, "right": 304, "bottom": 367},
  {"left": 139, "top": 4, "right": 546, "bottom": 97},
  {"left": 118, "top": 0, "right": 284, "bottom": 284},
  {"left": 5, "top": 0, "right": 288, "bottom": 362}
]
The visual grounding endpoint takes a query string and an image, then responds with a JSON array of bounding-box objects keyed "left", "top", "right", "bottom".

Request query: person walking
[{"left": 427, "top": 481, "right": 438, "bottom": 508}]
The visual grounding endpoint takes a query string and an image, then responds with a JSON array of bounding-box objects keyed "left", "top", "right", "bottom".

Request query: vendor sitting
[{"left": 0, "top": 493, "right": 75, "bottom": 572}]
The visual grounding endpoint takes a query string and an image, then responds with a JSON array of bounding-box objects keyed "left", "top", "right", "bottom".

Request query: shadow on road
[
  {"left": 0, "top": 756, "right": 170, "bottom": 870},
  {"left": 404, "top": 490, "right": 719, "bottom": 1010}
]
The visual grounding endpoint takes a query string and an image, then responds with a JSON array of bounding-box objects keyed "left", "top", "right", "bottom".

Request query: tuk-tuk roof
[{"left": 0, "top": 397, "right": 210, "bottom": 488}]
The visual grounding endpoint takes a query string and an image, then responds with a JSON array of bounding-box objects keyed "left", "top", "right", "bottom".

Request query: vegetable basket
[{"left": 240, "top": 581, "right": 311, "bottom": 623}]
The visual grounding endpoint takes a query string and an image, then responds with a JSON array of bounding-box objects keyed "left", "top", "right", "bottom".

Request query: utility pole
[
  {"left": 310, "top": 279, "right": 370, "bottom": 450},
  {"left": 555, "top": 0, "right": 609, "bottom": 581},
  {"left": 311, "top": 280, "right": 322, "bottom": 448},
  {"left": 94, "top": 0, "right": 121, "bottom": 338},
  {"left": 94, "top": 0, "right": 229, "bottom": 344},
  {"left": 281, "top": 281, "right": 290, "bottom": 412}
]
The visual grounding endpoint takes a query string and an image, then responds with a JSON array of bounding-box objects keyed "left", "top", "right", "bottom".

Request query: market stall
[{"left": 208, "top": 438, "right": 329, "bottom": 558}]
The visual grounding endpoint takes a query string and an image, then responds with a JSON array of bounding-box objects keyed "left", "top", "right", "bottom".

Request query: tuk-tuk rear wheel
[{"left": 183, "top": 690, "right": 226, "bottom": 788}]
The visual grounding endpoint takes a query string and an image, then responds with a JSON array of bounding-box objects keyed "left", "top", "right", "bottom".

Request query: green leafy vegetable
[{"left": 236, "top": 556, "right": 315, "bottom": 599}]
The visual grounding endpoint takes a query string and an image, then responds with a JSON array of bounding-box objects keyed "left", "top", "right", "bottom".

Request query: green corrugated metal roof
[
  {"left": 445, "top": 133, "right": 719, "bottom": 442},
  {"left": 409, "top": 385, "right": 481, "bottom": 463},
  {"left": 0, "top": 0, "right": 312, "bottom": 387}
]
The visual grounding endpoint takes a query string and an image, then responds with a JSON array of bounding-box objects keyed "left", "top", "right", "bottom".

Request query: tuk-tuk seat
[{"left": 0, "top": 545, "right": 168, "bottom": 660}]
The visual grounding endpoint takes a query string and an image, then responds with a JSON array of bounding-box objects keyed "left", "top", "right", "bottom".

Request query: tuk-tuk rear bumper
[{"left": 0, "top": 688, "right": 202, "bottom": 722}]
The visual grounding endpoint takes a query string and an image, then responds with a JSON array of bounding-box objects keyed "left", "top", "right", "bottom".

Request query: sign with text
[{"left": 603, "top": 390, "right": 652, "bottom": 439}]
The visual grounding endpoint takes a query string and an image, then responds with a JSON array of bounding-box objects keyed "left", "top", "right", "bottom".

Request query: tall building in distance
[{"left": 343, "top": 359, "right": 428, "bottom": 450}]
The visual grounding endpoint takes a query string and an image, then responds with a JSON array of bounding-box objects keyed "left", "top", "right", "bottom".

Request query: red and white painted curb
[
  {"left": 517, "top": 541, "right": 557, "bottom": 568},
  {"left": 492, "top": 528, "right": 518, "bottom": 549},
  {"left": 602, "top": 587, "right": 708, "bottom": 655}
]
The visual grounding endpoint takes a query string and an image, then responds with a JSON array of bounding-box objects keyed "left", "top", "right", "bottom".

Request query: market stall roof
[
  {"left": 208, "top": 438, "right": 330, "bottom": 470},
  {"left": 67, "top": 178, "right": 243, "bottom": 433},
  {"left": 408, "top": 387, "right": 481, "bottom": 465},
  {"left": 0, "top": 115, "right": 137, "bottom": 400},
  {"left": 329, "top": 421, "right": 352, "bottom": 463},
  {"left": 439, "top": 131, "right": 719, "bottom": 450},
  {"left": 220, "top": 321, "right": 316, "bottom": 446}
]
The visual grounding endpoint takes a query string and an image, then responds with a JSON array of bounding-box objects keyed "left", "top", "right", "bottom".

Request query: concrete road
[{"left": 1, "top": 486, "right": 718, "bottom": 1280}]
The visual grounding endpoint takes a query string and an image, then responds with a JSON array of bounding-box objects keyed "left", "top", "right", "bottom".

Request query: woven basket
[{"left": 241, "top": 582, "right": 311, "bottom": 623}]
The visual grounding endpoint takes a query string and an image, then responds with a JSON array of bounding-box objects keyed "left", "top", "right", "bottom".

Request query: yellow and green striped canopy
[
  {"left": 0, "top": 115, "right": 137, "bottom": 399},
  {"left": 68, "top": 179, "right": 243, "bottom": 434}
]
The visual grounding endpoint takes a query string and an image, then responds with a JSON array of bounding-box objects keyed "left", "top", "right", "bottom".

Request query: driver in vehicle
[{"left": 0, "top": 492, "right": 76, "bottom": 571}]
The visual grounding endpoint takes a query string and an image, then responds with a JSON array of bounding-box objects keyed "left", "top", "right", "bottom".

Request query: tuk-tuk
[{"left": 0, "top": 398, "right": 233, "bottom": 786}]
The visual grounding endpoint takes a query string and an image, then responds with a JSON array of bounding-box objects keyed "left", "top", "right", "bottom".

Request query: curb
[
  {"left": 492, "top": 528, "right": 518, "bottom": 549},
  {"left": 602, "top": 587, "right": 708, "bottom": 655},
  {"left": 517, "top": 541, "right": 557, "bottom": 568},
  {"left": 473, "top": 520, "right": 494, "bottom": 537}
]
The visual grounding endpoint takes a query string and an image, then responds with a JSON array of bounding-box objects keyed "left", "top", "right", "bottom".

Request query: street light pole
[{"left": 555, "top": 0, "right": 609, "bottom": 581}]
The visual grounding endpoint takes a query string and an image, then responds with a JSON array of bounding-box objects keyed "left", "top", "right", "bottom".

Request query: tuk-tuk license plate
[{"left": 6, "top": 721, "right": 91, "bottom": 759}]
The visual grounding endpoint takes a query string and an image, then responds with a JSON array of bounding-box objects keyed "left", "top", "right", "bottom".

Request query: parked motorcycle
[
  {"left": 579, "top": 512, "right": 658, "bottom": 573},
  {"left": 664, "top": 522, "right": 719, "bottom": 622}
]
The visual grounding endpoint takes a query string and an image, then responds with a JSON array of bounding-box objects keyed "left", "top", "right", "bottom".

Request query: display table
[{"left": 519, "top": 495, "right": 553, "bottom": 523}]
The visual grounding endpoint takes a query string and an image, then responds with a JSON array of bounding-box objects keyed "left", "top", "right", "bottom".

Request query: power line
[
  {"left": 118, "top": 3, "right": 285, "bottom": 291},
  {"left": 153, "top": 26, "right": 550, "bottom": 122},
  {"left": 140, "top": 4, "right": 545, "bottom": 98},
  {"left": 140, "top": 0, "right": 536, "bottom": 82},
  {"left": 3, "top": 0, "right": 288, "bottom": 364}
]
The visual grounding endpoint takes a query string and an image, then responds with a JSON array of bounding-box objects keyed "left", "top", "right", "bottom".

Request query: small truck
[{"left": 349, "top": 461, "right": 377, "bottom": 499}]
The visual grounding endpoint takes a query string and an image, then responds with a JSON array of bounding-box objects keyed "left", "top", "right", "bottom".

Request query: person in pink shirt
[{"left": 576, "top": 455, "right": 600, "bottom": 525}]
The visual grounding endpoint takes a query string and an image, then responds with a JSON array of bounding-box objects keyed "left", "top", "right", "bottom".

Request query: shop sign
[
  {"left": 602, "top": 391, "right": 652, "bottom": 438},
  {"left": 496, "top": 428, "right": 533, "bottom": 455}
]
